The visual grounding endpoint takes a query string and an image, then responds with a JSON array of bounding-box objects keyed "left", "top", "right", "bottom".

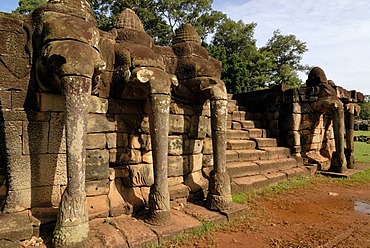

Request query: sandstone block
[
  {"left": 121, "top": 187, "right": 145, "bottom": 211},
  {"left": 168, "top": 155, "right": 189, "bottom": 177},
  {"left": 89, "top": 95, "right": 108, "bottom": 114},
  {"left": 48, "top": 112, "right": 66, "bottom": 154},
  {"left": 169, "top": 102, "right": 195, "bottom": 115},
  {"left": 3, "top": 121, "right": 22, "bottom": 156},
  {"left": 106, "top": 132, "right": 129, "bottom": 149},
  {"left": 0, "top": 90, "right": 11, "bottom": 110},
  {"left": 142, "top": 151, "right": 153, "bottom": 164},
  {"left": 189, "top": 116, "right": 210, "bottom": 139},
  {"left": 108, "top": 99, "right": 143, "bottom": 114},
  {"left": 22, "top": 121, "right": 49, "bottom": 155},
  {"left": 188, "top": 139, "right": 203, "bottom": 154},
  {"left": 87, "top": 114, "right": 116, "bottom": 133},
  {"left": 129, "top": 163, "right": 154, "bottom": 187},
  {"left": 38, "top": 93, "right": 65, "bottom": 112},
  {"left": 111, "top": 148, "right": 142, "bottom": 165},
  {"left": 202, "top": 154, "right": 213, "bottom": 168},
  {"left": 86, "top": 179, "right": 110, "bottom": 196},
  {"left": 87, "top": 133, "right": 106, "bottom": 150},
  {"left": 168, "top": 176, "right": 184, "bottom": 186},
  {"left": 86, "top": 150, "right": 109, "bottom": 181},
  {"left": 189, "top": 154, "right": 203, "bottom": 172},
  {"left": 169, "top": 114, "right": 191, "bottom": 134},
  {"left": 184, "top": 171, "right": 208, "bottom": 193},
  {"left": 87, "top": 195, "right": 110, "bottom": 219},
  {"left": 108, "top": 180, "right": 130, "bottom": 217},
  {"left": 202, "top": 138, "right": 213, "bottom": 154},
  {"left": 168, "top": 135, "right": 187, "bottom": 155},
  {"left": 11, "top": 90, "right": 27, "bottom": 110}
]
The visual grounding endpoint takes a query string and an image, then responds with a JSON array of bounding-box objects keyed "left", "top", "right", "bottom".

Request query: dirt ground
[{"left": 173, "top": 166, "right": 370, "bottom": 247}]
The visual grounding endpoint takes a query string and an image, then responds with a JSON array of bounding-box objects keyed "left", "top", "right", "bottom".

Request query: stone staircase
[{"left": 226, "top": 95, "right": 309, "bottom": 194}]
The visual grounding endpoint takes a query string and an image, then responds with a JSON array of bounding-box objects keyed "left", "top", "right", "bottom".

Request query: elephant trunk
[{"left": 53, "top": 75, "right": 90, "bottom": 247}]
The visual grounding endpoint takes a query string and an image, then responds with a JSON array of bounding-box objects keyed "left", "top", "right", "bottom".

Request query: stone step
[
  {"left": 227, "top": 157, "right": 298, "bottom": 178},
  {"left": 231, "top": 166, "right": 310, "bottom": 194},
  {"left": 245, "top": 129, "right": 267, "bottom": 138},
  {"left": 230, "top": 111, "right": 246, "bottom": 121},
  {"left": 259, "top": 147, "right": 292, "bottom": 160},
  {"left": 227, "top": 130, "right": 250, "bottom": 140},
  {"left": 227, "top": 161, "right": 260, "bottom": 177},
  {"left": 226, "top": 149, "right": 268, "bottom": 162},
  {"left": 255, "top": 158, "right": 298, "bottom": 174},
  {"left": 227, "top": 140, "right": 256, "bottom": 150},
  {"left": 240, "top": 120, "right": 255, "bottom": 129},
  {"left": 253, "top": 137, "right": 278, "bottom": 147}
]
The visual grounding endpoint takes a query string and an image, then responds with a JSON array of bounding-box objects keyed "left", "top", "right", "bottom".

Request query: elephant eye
[{"left": 48, "top": 54, "right": 66, "bottom": 72}]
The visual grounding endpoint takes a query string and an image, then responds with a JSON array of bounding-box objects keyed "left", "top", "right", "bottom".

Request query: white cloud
[{"left": 213, "top": 0, "right": 370, "bottom": 95}]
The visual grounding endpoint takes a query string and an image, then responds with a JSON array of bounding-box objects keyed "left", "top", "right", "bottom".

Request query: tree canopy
[{"left": 12, "top": 0, "right": 310, "bottom": 93}]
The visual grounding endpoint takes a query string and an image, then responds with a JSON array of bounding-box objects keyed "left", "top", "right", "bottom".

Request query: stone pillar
[
  {"left": 146, "top": 93, "right": 171, "bottom": 225},
  {"left": 205, "top": 89, "right": 232, "bottom": 212},
  {"left": 329, "top": 102, "right": 347, "bottom": 173},
  {"left": 53, "top": 76, "right": 90, "bottom": 247},
  {"left": 344, "top": 103, "right": 356, "bottom": 169}
]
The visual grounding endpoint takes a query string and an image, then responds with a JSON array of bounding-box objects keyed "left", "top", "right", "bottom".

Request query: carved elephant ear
[
  {"left": 173, "top": 24, "right": 201, "bottom": 45},
  {"left": 0, "top": 13, "right": 32, "bottom": 80}
]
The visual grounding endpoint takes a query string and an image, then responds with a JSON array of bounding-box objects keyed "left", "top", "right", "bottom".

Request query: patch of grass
[
  {"left": 354, "top": 141, "right": 370, "bottom": 163},
  {"left": 232, "top": 193, "right": 247, "bottom": 203},
  {"left": 354, "top": 130, "right": 370, "bottom": 136}
]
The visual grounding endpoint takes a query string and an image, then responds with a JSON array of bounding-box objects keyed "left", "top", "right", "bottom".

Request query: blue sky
[{"left": 1, "top": 0, "right": 369, "bottom": 95}]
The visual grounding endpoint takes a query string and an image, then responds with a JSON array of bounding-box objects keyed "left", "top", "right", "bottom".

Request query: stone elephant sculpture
[{"left": 33, "top": 0, "right": 107, "bottom": 246}]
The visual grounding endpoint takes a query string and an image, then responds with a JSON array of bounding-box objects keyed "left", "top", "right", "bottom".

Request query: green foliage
[
  {"left": 13, "top": 0, "right": 46, "bottom": 14},
  {"left": 358, "top": 95, "right": 370, "bottom": 120},
  {"left": 260, "top": 30, "right": 309, "bottom": 87}
]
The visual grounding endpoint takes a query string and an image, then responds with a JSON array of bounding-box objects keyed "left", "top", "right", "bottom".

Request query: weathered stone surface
[
  {"left": 88, "top": 114, "right": 116, "bottom": 133},
  {"left": 87, "top": 133, "right": 106, "bottom": 150},
  {"left": 85, "top": 180, "right": 109, "bottom": 196},
  {"left": 202, "top": 154, "right": 213, "bottom": 168},
  {"left": 88, "top": 218, "right": 128, "bottom": 248},
  {"left": 106, "top": 132, "right": 129, "bottom": 149},
  {"left": 129, "top": 133, "right": 151, "bottom": 150},
  {"left": 0, "top": 90, "right": 12, "bottom": 110},
  {"left": 184, "top": 171, "right": 208, "bottom": 193},
  {"left": 169, "top": 183, "right": 190, "bottom": 201},
  {"left": 121, "top": 187, "right": 145, "bottom": 211},
  {"left": 115, "top": 114, "right": 149, "bottom": 133},
  {"left": 48, "top": 112, "right": 66, "bottom": 154},
  {"left": 168, "top": 156, "right": 189, "bottom": 177},
  {"left": 108, "top": 180, "right": 130, "bottom": 217},
  {"left": 3, "top": 121, "right": 23, "bottom": 156},
  {"left": 0, "top": 213, "right": 33, "bottom": 241},
  {"left": 38, "top": 93, "right": 65, "bottom": 112},
  {"left": 188, "top": 139, "right": 203, "bottom": 154},
  {"left": 168, "top": 176, "right": 184, "bottom": 186},
  {"left": 86, "top": 150, "right": 109, "bottom": 181},
  {"left": 108, "top": 99, "right": 143, "bottom": 114},
  {"left": 142, "top": 151, "right": 153, "bottom": 164},
  {"left": 169, "top": 114, "right": 191, "bottom": 134},
  {"left": 202, "top": 138, "right": 213, "bottom": 154},
  {"left": 11, "top": 90, "right": 27, "bottom": 110},
  {"left": 183, "top": 202, "right": 227, "bottom": 224},
  {"left": 148, "top": 209, "right": 202, "bottom": 243},
  {"left": 89, "top": 96, "right": 108, "bottom": 114},
  {"left": 189, "top": 116, "right": 210, "bottom": 139},
  {"left": 86, "top": 195, "right": 110, "bottom": 220},
  {"left": 168, "top": 135, "right": 187, "bottom": 155},
  {"left": 110, "top": 148, "right": 142, "bottom": 165},
  {"left": 169, "top": 102, "right": 195, "bottom": 115},
  {"left": 129, "top": 163, "right": 154, "bottom": 186},
  {"left": 189, "top": 154, "right": 203, "bottom": 172},
  {"left": 110, "top": 215, "right": 158, "bottom": 247}
]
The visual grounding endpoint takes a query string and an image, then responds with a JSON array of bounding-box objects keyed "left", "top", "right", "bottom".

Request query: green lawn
[{"left": 354, "top": 130, "right": 370, "bottom": 163}]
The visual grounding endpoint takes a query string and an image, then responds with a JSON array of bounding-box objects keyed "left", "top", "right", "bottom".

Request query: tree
[
  {"left": 13, "top": 0, "right": 46, "bottom": 14},
  {"left": 91, "top": 0, "right": 225, "bottom": 45},
  {"left": 260, "top": 30, "right": 309, "bottom": 87},
  {"left": 209, "top": 19, "right": 275, "bottom": 93},
  {"left": 358, "top": 95, "right": 370, "bottom": 120}
]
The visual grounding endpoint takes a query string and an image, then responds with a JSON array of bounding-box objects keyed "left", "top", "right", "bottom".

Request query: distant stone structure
[{"left": 233, "top": 67, "right": 363, "bottom": 171}]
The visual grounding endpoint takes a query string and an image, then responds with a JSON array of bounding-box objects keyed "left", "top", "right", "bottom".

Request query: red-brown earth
[{"left": 169, "top": 164, "right": 370, "bottom": 248}]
